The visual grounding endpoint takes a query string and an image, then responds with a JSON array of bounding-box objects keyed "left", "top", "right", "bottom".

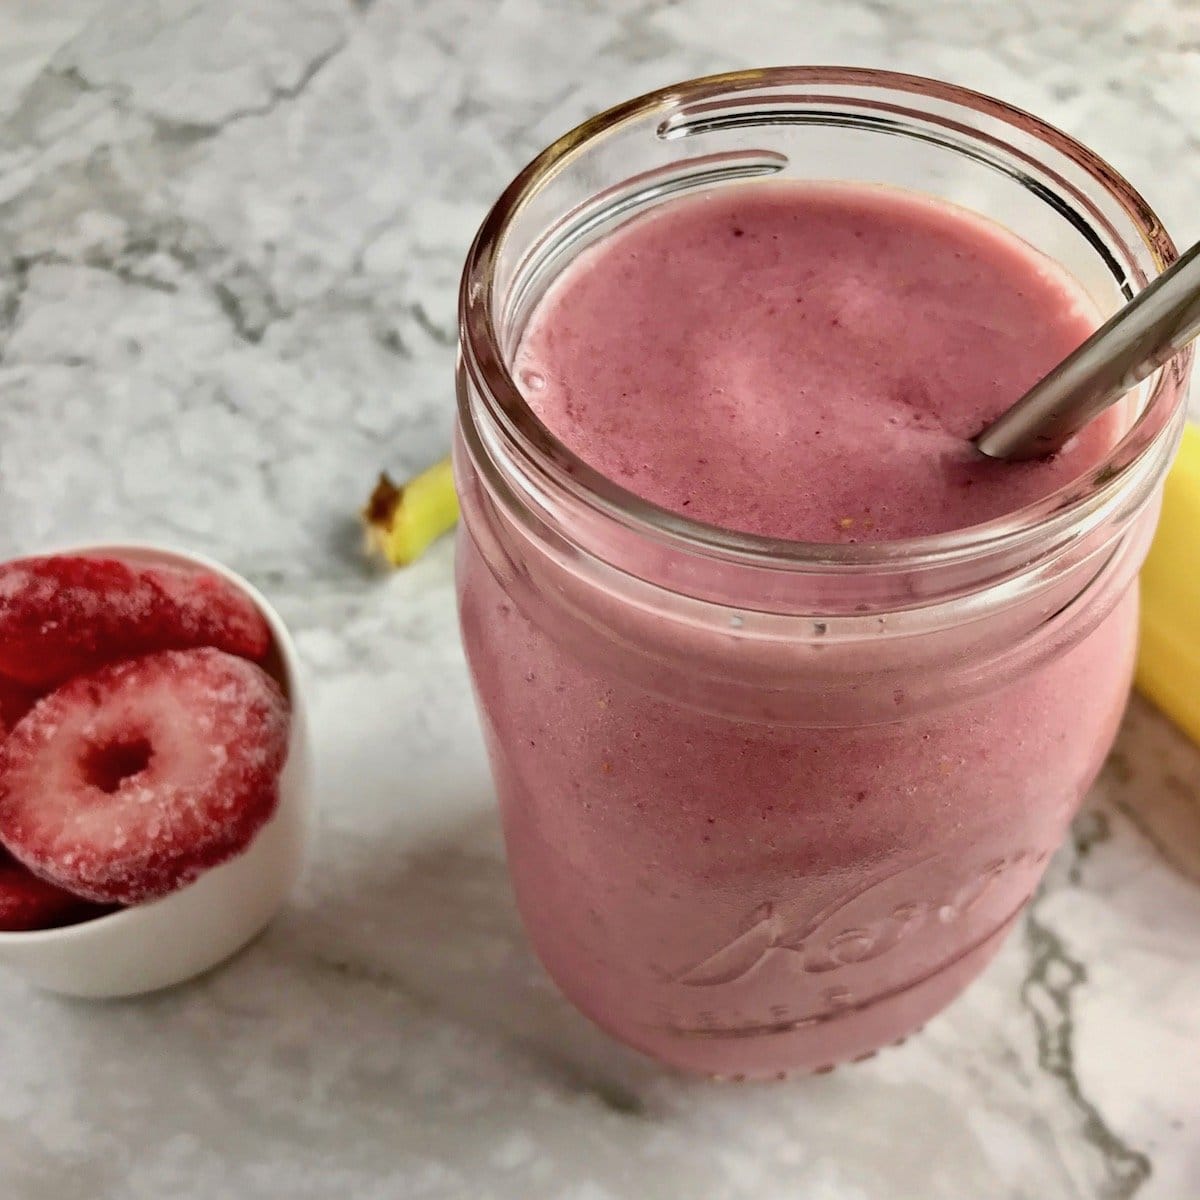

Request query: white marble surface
[{"left": 0, "top": 2, "right": 1198, "bottom": 1197}]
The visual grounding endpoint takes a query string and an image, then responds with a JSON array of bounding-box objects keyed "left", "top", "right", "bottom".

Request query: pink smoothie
[
  {"left": 514, "top": 182, "right": 1111, "bottom": 541},
  {"left": 457, "top": 182, "right": 1136, "bottom": 1076}
]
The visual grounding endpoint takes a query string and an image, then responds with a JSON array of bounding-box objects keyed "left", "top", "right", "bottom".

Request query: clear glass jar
[{"left": 454, "top": 69, "right": 1192, "bottom": 1078}]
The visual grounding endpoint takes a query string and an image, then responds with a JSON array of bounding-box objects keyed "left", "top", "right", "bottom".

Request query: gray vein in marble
[
  {"left": 1020, "top": 900, "right": 1152, "bottom": 1199},
  {"left": 39, "top": 27, "right": 349, "bottom": 147}
]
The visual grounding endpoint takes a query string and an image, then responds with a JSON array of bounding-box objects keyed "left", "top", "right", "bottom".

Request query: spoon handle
[{"left": 975, "top": 239, "right": 1200, "bottom": 460}]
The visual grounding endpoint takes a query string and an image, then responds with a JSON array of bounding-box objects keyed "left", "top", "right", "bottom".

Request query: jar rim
[{"left": 459, "top": 66, "right": 1190, "bottom": 575}]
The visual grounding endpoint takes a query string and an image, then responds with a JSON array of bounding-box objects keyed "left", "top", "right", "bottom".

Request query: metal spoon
[{"left": 975, "top": 238, "right": 1200, "bottom": 461}]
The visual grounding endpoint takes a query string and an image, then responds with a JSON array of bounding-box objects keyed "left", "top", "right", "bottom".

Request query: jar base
[{"left": 547, "top": 910, "right": 1019, "bottom": 1080}]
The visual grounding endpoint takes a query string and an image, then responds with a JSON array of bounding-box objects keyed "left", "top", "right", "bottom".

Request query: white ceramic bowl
[{"left": 0, "top": 543, "right": 313, "bottom": 998}]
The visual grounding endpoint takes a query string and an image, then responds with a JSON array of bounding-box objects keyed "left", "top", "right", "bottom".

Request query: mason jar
[{"left": 454, "top": 68, "right": 1191, "bottom": 1078}]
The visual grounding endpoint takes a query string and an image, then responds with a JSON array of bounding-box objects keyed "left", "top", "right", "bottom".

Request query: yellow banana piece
[
  {"left": 363, "top": 456, "right": 459, "bottom": 567},
  {"left": 1137, "top": 422, "right": 1200, "bottom": 744}
]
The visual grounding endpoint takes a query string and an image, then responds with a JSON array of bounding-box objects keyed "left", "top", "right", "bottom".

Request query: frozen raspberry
[
  {"left": 0, "top": 676, "right": 40, "bottom": 739},
  {"left": 0, "top": 648, "right": 290, "bottom": 905},
  {"left": 0, "top": 555, "right": 272, "bottom": 687},
  {"left": 0, "top": 851, "right": 94, "bottom": 931}
]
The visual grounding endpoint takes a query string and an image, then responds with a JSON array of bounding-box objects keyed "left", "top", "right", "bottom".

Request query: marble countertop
[{"left": 1, "top": 1, "right": 1198, "bottom": 1197}]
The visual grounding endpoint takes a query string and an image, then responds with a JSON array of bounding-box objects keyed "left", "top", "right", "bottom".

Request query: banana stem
[{"left": 363, "top": 456, "right": 459, "bottom": 567}]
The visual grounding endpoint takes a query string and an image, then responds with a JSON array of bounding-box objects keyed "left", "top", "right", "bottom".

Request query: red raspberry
[
  {"left": 0, "top": 648, "right": 290, "bottom": 905},
  {"left": 0, "top": 851, "right": 96, "bottom": 931},
  {"left": 0, "top": 556, "right": 271, "bottom": 687}
]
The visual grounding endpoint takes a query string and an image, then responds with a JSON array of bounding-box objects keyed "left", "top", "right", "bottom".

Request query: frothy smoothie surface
[{"left": 515, "top": 182, "right": 1113, "bottom": 542}]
